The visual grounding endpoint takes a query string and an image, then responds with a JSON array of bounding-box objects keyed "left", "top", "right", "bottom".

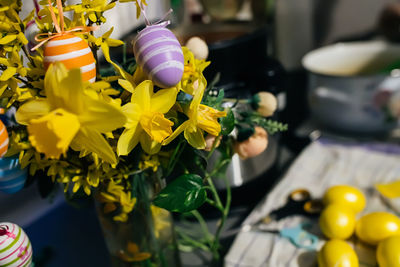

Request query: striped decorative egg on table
[
  {"left": 0, "top": 157, "right": 27, "bottom": 194},
  {"left": 0, "top": 120, "right": 8, "bottom": 158},
  {"left": 43, "top": 34, "right": 96, "bottom": 83},
  {"left": 133, "top": 24, "right": 184, "bottom": 88},
  {"left": 0, "top": 223, "right": 33, "bottom": 267}
]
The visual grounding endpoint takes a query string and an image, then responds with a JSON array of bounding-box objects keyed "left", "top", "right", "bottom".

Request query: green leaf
[
  {"left": 259, "top": 119, "right": 288, "bottom": 135},
  {"left": 220, "top": 109, "right": 234, "bottom": 135},
  {"left": 153, "top": 174, "right": 206, "bottom": 213}
]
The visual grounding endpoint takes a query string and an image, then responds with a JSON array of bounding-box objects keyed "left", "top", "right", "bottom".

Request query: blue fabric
[{"left": 25, "top": 200, "right": 110, "bottom": 267}]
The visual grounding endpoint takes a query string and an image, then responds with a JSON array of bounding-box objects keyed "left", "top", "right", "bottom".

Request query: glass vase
[{"left": 94, "top": 172, "right": 181, "bottom": 267}]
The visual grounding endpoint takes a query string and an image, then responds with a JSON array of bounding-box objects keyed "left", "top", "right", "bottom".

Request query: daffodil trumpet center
[
  {"left": 28, "top": 108, "right": 80, "bottom": 159},
  {"left": 140, "top": 112, "right": 173, "bottom": 143}
]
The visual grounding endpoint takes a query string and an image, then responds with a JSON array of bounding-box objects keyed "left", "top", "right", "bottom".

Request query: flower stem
[
  {"left": 211, "top": 174, "right": 231, "bottom": 256},
  {"left": 202, "top": 152, "right": 233, "bottom": 261},
  {"left": 166, "top": 140, "right": 186, "bottom": 177},
  {"left": 177, "top": 230, "right": 210, "bottom": 251},
  {"left": 205, "top": 175, "right": 224, "bottom": 212},
  {"left": 88, "top": 21, "right": 100, "bottom": 79},
  {"left": 123, "top": 42, "right": 127, "bottom": 65},
  {"left": 15, "top": 76, "right": 32, "bottom": 87},
  {"left": 91, "top": 45, "right": 100, "bottom": 79},
  {"left": 190, "top": 210, "right": 213, "bottom": 247},
  {"left": 22, "top": 46, "right": 36, "bottom": 67}
]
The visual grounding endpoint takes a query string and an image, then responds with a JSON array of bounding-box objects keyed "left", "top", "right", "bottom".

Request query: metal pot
[
  {"left": 208, "top": 134, "right": 278, "bottom": 190},
  {"left": 302, "top": 41, "right": 400, "bottom": 134}
]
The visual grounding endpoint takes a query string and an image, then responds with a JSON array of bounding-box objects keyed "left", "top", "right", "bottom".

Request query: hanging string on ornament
[
  {"left": 133, "top": 3, "right": 184, "bottom": 88},
  {"left": 32, "top": 0, "right": 98, "bottom": 83}
]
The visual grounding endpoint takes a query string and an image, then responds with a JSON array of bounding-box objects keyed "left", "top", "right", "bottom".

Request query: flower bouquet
[{"left": 0, "top": 0, "right": 287, "bottom": 266}]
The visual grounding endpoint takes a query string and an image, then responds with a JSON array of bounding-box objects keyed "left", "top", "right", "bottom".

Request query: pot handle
[{"left": 313, "top": 86, "right": 353, "bottom": 104}]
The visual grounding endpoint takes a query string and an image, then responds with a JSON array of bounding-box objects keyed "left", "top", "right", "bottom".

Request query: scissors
[
  {"left": 240, "top": 189, "right": 323, "bottom": 250},
  {"left": 264, "top": 189, "right": 323, "bottom": 222}
]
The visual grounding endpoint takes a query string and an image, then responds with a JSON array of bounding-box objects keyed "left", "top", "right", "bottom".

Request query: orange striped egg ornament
[
  {"left": 0, "top": 120, "right": 8, "bottom": 158},
  {"left": 44, "top": 34, "right": 96, "bottom": 83}
]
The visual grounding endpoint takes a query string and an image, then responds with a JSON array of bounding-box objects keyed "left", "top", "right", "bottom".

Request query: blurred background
[{"left": 4, "top": 0, "right": 400, "bottom": 266}]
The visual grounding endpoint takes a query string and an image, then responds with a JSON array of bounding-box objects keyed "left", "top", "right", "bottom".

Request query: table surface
[{"left": 25, "top": 200, "right": 111, "bottom": 267}]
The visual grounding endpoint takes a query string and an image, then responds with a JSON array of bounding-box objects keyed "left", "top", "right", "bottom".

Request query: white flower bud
[{"left": 255, "top": 92, "right": 277, "bottom": 117}]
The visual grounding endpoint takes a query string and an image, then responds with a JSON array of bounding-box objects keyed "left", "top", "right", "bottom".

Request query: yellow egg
[
  {"left": 319, "top": 204, "right": 356, "bottom": 239},
  {"left": 355, "top": 212, "right": 400, "bottom": 245},
  {"left": 377, "top": 236, "right": 400, "bottom": 267},
  {"left": 323, "top": 185, "right": 366, "bottom": 213},
  {"left": 318, "top": 239, "right": 359, "bottom": 267}
]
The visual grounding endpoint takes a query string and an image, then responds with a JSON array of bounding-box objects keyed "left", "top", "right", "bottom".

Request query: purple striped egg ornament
[{"left": 133, "top": 25, "right": 184, "bottom": 88}]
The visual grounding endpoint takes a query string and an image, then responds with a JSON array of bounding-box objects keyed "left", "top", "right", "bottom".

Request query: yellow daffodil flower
[
  {"left": 15, "top": 62, "right": 126, "bottom": 164},
  {"left": 28, "top": 108, "right": 80, "bottom": 159},
  {"left": 118, "top": 0, "right": 147, "bottom": 19},
  {"left": 179, "top": 47, "right": 210, "bottom": 95},
  {"left": 163, "top": 80, "right": 226, "bottom": 149},
  {"left": 117, "top": 80, "right": 177, "bottom": 155}
]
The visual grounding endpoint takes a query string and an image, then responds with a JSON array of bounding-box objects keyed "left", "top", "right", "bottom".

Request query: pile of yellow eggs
[{"left": 318, "top": 185, "right": 400, "bottom": 267}]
